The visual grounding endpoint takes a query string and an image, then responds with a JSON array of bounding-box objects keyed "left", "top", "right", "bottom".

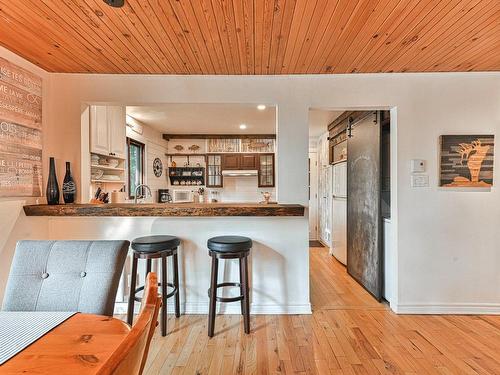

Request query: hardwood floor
[{"left": 140, "top": 247, "right": 500, "bottom": 374}]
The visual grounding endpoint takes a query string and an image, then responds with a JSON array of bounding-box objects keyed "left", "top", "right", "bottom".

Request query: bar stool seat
[
  {"left": 207, "top": 236, "right": 252, "bottom": 253},
  {"left": 132, "top": 235, "right": 180, "bottom": 253},
  {"left": 127, "top": 235, "right": 181, "bottom": 337},
  {"left": 207, "top": 235, "right": 252, "bottom": 337}
]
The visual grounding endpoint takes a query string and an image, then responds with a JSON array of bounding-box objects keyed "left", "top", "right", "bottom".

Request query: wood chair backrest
[{"left": 97, "top": 272, "right": 161, "bottom": 375}]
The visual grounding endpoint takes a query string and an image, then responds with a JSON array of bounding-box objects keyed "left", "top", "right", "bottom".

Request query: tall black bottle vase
[
  {"left": 62, "top": 161, "right": 76, "bottom": 204},
  {"left": 46, "top": 157, "right": 60, "bottom": 205}
]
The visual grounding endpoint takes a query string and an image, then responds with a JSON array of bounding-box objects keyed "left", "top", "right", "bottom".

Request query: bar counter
[
  {"left": 19, "top": 202, "right": 310, "bottom": 315},
  {"left": 23, "top": 202, "right": 305, "bottom": 217}
]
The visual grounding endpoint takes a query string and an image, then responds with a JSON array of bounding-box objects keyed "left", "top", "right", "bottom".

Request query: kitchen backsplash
[{"left": 207, "top": 176, "right": 275, "bottom": 203}]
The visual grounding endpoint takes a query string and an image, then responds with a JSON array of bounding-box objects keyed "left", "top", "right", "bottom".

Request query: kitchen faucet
[{"left": 134, "top": 184, "right": 152, "bottom": 204}]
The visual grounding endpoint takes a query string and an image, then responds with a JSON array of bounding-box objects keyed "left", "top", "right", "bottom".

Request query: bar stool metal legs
[
  {"left": 208, "top": 253, "right": 219, "bottom": 337},
  {"left": 173, "top": 252, "right": 181, "bottom": 318},
  {"left": 240, "top": 256, "right": 250, "bottom": 334},
  {"left": 127, "top": 250, "right": 180, "bottom": 336},
  {"left": 239, "top": 258, "right": 245, "bottom": 316},
  {"left": 160, "top": 253, "right": 168, "bottom": 336},
  {"left": 207, "top": 250, "right": 251, "bottom": 337},
  {"left": 127, "top": 236, "right": 181, "bottom": 337},
  {"left": 127, "top": 255, "right": 138, "bottom": 326}
]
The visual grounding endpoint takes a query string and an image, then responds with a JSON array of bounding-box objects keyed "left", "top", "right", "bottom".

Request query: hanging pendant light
[{"left": 103, "top": 0, "right": 125, "bottom": 7}]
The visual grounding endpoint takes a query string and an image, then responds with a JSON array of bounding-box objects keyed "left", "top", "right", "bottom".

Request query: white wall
[
  {"left": 1, "top": 45, "right": 500, "bottom": 314},
  {"left": 46, "top": 216, "right": 308, "bottom": 314},
  {"left": 0, "top": 48, "right": 50, "bottom": 301},
  {"left": 44, "top": 71, "right": 500, "bottom": 314}
]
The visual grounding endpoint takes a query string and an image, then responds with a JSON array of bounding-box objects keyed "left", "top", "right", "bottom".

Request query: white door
[
  {"left": 107, "top": 106, "right": 126, "bottom": 159},
  {"left": 332, "top": 162, "right": 347, "bottom": 264},
  {"left": 332, "top": 161, "right": 347, "bottom": 198},
  {"left": 318, "top": 132, "right": 332, "bottom": 247},
  {"left": 323, "top": 165, "right": 332, "bottom": 246},
  {"left": 308, "top": 152, "right": 318, "bottom": 240},
  {"left": 332, "top": 197, "right": 347, "bottom": 264},
  {"left": 90, "top": 105, "right": 109, "bottom": 156}
]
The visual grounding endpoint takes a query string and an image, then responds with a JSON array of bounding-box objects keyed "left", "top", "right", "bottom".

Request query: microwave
[{"left": 172, "top": 189, "right": 193, "bottom": 203}]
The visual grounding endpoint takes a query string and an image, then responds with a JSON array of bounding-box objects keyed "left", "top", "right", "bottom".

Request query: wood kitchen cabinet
[
  {"left": 222, "top": 154, "right": 240, "bottom": 169},
  {"left": 222, "top": 153, "right": 258, "bottom": 170},
  {"left": 90, "top": 105, "right": 126, "bottom": 159},
  {"left": 240, "top": 154, "right": 258, "bottom": 169},
  {"left": 258, "top": 153, "right": 275, "bottom": 187},
  {"left": 206, "top": 154, "right": 223, "bottom": 187}
]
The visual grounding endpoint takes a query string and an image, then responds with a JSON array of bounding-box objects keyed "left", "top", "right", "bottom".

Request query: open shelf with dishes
[
  {"left": 91, "top": 179, "right": 126, "bottom": 184},
  {"left": 90, "top": 164, "right": 125, "bottom": 172},
  {"left": 168, "top": 167, "right": 205, "bottom": 187},
  {"left": 91, "top": 152, "right": 127, "bottom": 187}
]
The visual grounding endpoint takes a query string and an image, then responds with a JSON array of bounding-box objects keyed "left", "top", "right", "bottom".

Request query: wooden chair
[{"left": 98, "top": 272, "right": 161, "bottom": 375}]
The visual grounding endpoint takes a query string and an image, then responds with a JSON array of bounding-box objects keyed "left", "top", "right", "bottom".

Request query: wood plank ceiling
[{"left": 0, "top": 0, "right": 498, "bottom": 74}]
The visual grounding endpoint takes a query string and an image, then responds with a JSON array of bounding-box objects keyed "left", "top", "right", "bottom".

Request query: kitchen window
[{"left": 127, "top": 137, "right": 145, "bottom": 198}]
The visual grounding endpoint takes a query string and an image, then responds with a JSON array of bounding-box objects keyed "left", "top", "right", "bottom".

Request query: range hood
[{"left": 222, "top": 170, "right": 258, "bottom": 177}]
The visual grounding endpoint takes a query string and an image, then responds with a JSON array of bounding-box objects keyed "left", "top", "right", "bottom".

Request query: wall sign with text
[{"left": 0, "top": 57, "right": 42, "bottom": 197}]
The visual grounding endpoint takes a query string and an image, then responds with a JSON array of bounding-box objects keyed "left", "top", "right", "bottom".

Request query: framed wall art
[
  {"left": 439, "top": 135, "right": 494, "bottom": 187},
  {"left": 0, "top": 57, "right": 43, "bottom": 197}
]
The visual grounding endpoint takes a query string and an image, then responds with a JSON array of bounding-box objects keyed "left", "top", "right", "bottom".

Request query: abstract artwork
[{"left": 439, "top": 135, "right": 494, "bottom": 187}]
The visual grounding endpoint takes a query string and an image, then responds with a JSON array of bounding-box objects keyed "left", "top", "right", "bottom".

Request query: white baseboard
[
  {"left": 249, "top": 303, "right": 312, "bottom": 314},
  {"left": 395, "top": 303, "right": 500, "bottom": 315},
  {"left": 114, "top": 302, "right": 312, "bottom": 315}
]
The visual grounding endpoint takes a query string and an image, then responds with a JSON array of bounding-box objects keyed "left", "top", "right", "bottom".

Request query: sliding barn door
[{"left": 347, "top": 112, "right": 383, "bottom": 300}]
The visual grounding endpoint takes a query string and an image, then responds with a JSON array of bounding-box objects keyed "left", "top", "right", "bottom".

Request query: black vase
[
  {"left": 62, "top": 161, "right": 76, "bottom": 204},
  {"left": 46, "top": 157, "right": 60, "bottom": 205}
]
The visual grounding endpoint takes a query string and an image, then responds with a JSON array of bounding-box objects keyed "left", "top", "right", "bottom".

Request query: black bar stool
[
  {"left": 207, "top": 235, "right": 252, "bottom": 337},
  {"left": 127, "top": 235, "right": 180, "bottom": 336}
]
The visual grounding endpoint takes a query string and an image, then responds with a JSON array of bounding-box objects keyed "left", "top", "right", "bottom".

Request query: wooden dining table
[{"left": 0, "top": 313, "right": 130, "bottom": 374}]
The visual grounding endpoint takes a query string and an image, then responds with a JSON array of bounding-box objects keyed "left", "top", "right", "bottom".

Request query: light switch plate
[
  {"left": 411, "top": 159, "right": 425, "bottom": 173},
  {"left": 411, "top": 174, "right": 429, "bottom": 187}
]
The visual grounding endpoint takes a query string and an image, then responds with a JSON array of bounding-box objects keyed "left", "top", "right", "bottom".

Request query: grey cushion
[{"left": 2, "top": 240, "right": 129, "bottom": 316}]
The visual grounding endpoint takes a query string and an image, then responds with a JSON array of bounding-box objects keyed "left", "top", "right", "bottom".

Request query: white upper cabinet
[
  {"left": 90, "top": 105, "right": 126, "bottom": 159},
  {"left": 90, "top": 106, "right": 109, "bottom": 156},
  {"left": 107, "top": 106, "right": 126, "bottom": 159}
]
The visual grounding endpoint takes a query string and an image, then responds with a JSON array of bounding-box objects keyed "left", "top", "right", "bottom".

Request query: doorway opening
[{"left": 308, "top": 108, "right": 394, "bottom": 310}]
